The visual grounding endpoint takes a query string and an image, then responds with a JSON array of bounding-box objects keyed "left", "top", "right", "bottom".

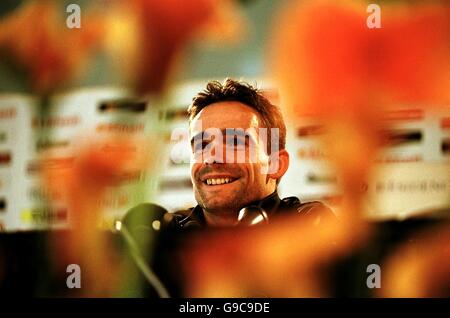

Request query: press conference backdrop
[{"left": 0, "top": 82, "right": 449, "bottom": 232}]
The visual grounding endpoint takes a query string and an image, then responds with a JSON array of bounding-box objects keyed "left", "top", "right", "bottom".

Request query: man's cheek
[
  {"left": 191, "top": 149, "right": 204, "bottom": 165},
  {"left": 190, "top": 163, "right": 201, "bottom": 180}
]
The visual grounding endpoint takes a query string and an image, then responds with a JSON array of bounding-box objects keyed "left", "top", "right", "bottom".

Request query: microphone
[
  {"left": 120, "top": 203, "right": 171, "bottom": 298},
  {"left": 121, "top": 203, "right": 169, "bottom": 247},
  {"left": 237, "top": 206, "right": 269, "bottom": 226}
]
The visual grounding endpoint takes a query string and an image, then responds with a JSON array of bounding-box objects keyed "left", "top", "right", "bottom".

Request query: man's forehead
[{"left": 190, "top": 101, "right": 262, "bottom": 133}]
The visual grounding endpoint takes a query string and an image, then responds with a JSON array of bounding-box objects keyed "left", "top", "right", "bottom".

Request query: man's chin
[
  {"left": 195, "top": 186, "right": 248, "bottom": 211},
  {"left": 201, "top": 199, "right": 241, "bottom": 213}
]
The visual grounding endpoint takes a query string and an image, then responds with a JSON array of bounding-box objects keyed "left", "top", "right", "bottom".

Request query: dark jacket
[
  {"left": 123, "top": 192, "right": 336, "bottom": 297},
  {"left": 166, "top": 191, "right": 336, "bottom": 229}
]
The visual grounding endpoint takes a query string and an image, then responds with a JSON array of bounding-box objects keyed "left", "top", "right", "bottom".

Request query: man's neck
[
  {"left": 203, "top": 209, "right": 238, "bottom": 227},
  {"left": 201, "top": 190, "right": 280, "bottom": 227}
]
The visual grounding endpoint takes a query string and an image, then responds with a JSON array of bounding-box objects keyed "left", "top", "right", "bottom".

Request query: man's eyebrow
[
  {"left": 190, "top": 128, "right": 256, "bottom": 145},
  {"left": 190, "top": 129, "right": 227, "bottom": 145}
]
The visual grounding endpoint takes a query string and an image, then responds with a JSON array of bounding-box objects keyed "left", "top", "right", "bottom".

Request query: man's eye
[{"left": 193, "top": 141, "right": 209, "bottom": 152}]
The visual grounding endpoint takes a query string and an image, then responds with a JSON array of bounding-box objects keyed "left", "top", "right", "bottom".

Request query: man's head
[{"left": 187, "top": 79, "right": 289, "bottom": 223}]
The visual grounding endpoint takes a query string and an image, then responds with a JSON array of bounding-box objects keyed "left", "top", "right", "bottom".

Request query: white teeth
[{"left": 205, "top": 178, "right": 233, "bottom": 185}]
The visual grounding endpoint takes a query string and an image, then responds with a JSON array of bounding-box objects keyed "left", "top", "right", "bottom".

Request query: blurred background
[{"left": 0, "top": 0, "right": 448, "bottom": 297}]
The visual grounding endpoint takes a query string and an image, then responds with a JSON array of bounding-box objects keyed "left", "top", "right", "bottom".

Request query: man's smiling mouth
[
  {"left": 200, "top": 174, "right": 240, "bottom": 186},
  {"left": 204, "top": 177, "right": 238, "bottom": 185}
]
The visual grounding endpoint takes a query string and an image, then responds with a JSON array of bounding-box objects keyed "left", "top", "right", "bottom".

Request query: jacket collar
[{"left": 188, "top": 191, "right": 282, "bottom": 227}]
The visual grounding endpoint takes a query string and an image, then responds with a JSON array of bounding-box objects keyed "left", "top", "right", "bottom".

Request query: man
[
  {"left": 122, "top": 79, "right": 336, "bottom": 297},
  {"left": 168, "top": 78, "right": 335, "bottom": 229}
]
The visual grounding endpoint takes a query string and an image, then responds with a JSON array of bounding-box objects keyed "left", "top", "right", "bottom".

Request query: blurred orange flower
[
  {"left": 271, "top": 0, "right": 450, "bottom": 119},
  {"left": 105, "top": 0, "right": 244, "bottom": 95},
  {"left": 380, "top": 225, "right": 450, "bottom": 297},
  {"left": 183, "top": 209, "right": 361, "bottom": 297},
  {"left": 42, "top": 136, "right": 149, "bottom": 296},
  {"left": 271, "top": 0, "right": 450, "bottom": 216},
  {"left": 0, "top": 0, "right": 105, "bottom": 95}
]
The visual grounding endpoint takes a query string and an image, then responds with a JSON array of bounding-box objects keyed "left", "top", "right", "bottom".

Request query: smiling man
[
  {"left": 169, "top": 79, "right": 335, "bottom": 228},
  {"left": 122, "top": 79, "right": 336, "bottom": 297}
]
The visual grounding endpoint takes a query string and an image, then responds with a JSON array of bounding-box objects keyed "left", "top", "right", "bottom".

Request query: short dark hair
[{"left": 187, "top": 78, "right": 286, "bottom": 154}]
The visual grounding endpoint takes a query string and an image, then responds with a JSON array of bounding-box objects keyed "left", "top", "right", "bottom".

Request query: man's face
[{"left": 190, "top": 101, "right": 276, "bottom": 214}]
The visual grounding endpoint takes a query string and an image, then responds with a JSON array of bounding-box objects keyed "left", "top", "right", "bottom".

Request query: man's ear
[{"left": 267, "top": 149, "right": 289, "bottom": 180}]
